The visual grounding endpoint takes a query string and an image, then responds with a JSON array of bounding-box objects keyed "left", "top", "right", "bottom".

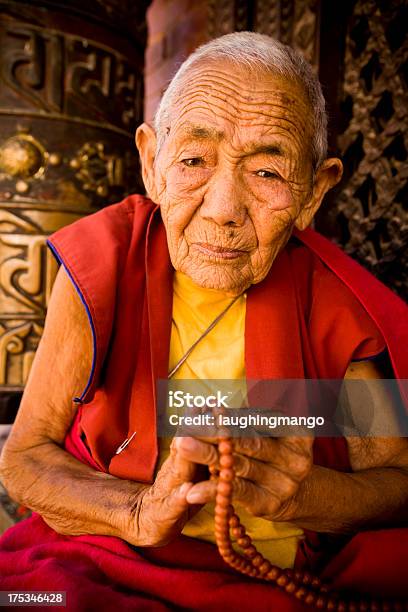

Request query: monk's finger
[
  {"left": 186, "top": 479, "right": 217, "bottom": 504},
  {"left": 232, "top": 436, "right": 278, "bottom": 461},
  {"left": 164, "top": 482, "right": 195, "bottom": 513},
  {"left": 173, "top": 449, "right": 198, "bottom": 482},
  {"left": 233, "top": 438, "right": 312, "bottom": 483},
  {"left": 234, "top": 435, "right": 313, "bottom": 462},
  {"left": 176, "top": 436, "right": 312, "bottom": 483},
  {"left": 231, "top": 478, "right": 280, "bottom": 518},
  {"left": 278, "top": 435, "right": 314, "bottom": 454},
  {"left": 233, "top": 453, "right": 307, "bottom": 487},
  {"left": 235, "top": 458, "right": 300, "bottom": 502},
  {"left": 157, "top": 447, "right": 196, "bottom": 489},
  {"left": 175, "top": 436, "right": 219, "bottom": 467},
  {"left": 195, "top": 432, "right": 314, "bottom": 453},
  {"left": 185, "top": 461, "right": 299, "bottom": 509}
]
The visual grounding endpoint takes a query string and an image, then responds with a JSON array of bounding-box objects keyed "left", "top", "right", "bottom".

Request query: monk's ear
[
  {"left": 135, "top": 122, "right": 158, "bottom": 201},
  {"left": 294, "top": 158, "right": 343, "bottom": 231}
]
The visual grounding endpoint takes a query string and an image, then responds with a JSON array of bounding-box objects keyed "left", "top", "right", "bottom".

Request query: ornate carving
[
  {"left": 0, "top": 21, "right": 143, "bottom": 134},
  {"left": 0, "top": 198, "right": 81, "bottom": 391},
  {"left": 1, "top": 26, "right": 64, "bottom": 113},
  {"left": 234, "top": 0, "right": 251, "bottom": 32},
  {"left": 207, "top": 0, "right": 320, "bottom": 69},
  {"left": 0, "top": 321, "right": 43, "bottom": 386},
  {"left": 0, "top": 123, "right": 139, "bottom": 206},
  {"left": 65, "top": 38, "right": 141, "bottom": 131},
  {"left": 325, "top": 0, "right": 408, "bottom": 299},
  {"left": 280, "top": 0, "right": 294, "bottom": 45},
  {"left": 207, "top": 0, "right": 236, "bottom": 37},
  {"left": 292, "top": 0, "right": 320, "bottom": 67},
  {"left": 70, "top": 142, "right": 125, "bottom": 198},
  {"left": 0, "top": 210, "right": 58, "bottom": 316},
  {"left": 0, "top": 2, "right": 147, "bottom": 400},
  {"left": 253, "top": 0, "right": 281, "bottom": 38}
]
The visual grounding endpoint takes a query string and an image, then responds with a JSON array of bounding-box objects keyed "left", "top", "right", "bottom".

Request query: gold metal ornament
[
  {"left": 69, "top": 141, "right": 125, "bottom": 198},
  {"left": 0, "top": 134, "right": 47, "bottom": 179}
]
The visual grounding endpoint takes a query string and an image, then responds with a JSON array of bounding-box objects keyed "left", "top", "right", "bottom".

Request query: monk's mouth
[{"left": 194, "top": 243, "right": 247, "bottom": 260}]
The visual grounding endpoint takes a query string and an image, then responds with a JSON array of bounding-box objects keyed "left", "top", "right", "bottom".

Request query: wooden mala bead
[{"left": 214, "top": 436, "right": 406, "bottom": 612}]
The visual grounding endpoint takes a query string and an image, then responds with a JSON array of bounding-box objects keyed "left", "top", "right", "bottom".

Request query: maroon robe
[{"left": 0, "top": 195, "right": 406, "bottom": 610}]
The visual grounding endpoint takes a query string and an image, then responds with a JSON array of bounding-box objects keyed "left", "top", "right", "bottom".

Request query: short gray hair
[{"left": 154, "top": 31, "right": 328, "bottom": 168}]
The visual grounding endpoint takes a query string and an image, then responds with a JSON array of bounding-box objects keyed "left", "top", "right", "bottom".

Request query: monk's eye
[
  {"left": 181, "top": 157, "right": 205, "bottom": 167},
  {"left": 256, "top": 169, "right": 279, "bottom": 179}
]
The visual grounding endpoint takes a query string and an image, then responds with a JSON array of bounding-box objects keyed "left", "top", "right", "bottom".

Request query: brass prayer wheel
[{"left": 0, "top": 0, "right": 148, "bottom": 420}]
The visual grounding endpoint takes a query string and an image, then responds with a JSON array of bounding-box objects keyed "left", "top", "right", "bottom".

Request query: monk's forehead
[{"left": 169, "top": 62, "right": 313, "bottom": 141}]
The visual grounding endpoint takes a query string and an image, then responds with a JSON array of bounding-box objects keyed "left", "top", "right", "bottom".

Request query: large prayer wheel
[{"left": 0, "top": 0, "right": 149, "bottom": 420}]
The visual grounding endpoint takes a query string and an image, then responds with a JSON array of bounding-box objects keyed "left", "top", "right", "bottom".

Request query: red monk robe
[{"left": 0, "top": 194, "right": 407, "bottom": 611}]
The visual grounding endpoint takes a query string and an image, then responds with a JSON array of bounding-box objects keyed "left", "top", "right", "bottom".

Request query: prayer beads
[{"left": 214, "top": 437, "right": 405, "bottom": 612}]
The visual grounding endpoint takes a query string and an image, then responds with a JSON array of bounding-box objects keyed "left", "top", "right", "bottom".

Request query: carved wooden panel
[
  {"left": 0, "top": 0, "right": 148, "bottom": 414},
  {"left": 207, "top": 0, "right": 240, "bottom": 36},
  {"left": 316, "top": 0, "right": 408, "bottom": 300},
  {"left": 208, "top": 0, "right": 320, "bottom": 69}
]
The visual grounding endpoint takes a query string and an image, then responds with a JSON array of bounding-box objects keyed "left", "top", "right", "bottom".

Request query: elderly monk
[{"left": 0, "top": 32, "right": 407, "bottom": 611}]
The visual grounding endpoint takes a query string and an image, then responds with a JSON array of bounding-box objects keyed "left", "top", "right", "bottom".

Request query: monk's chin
[{"left": 180, "top": 261, "right": 253, "bottom": 296}]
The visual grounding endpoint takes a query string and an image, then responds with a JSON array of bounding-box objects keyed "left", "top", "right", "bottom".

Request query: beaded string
[
  {"left": 166, "top": 290, "right": 404, "bottom": 610},
  {"left": 212, "top": 436, "right": 405, "bottom": 612}
]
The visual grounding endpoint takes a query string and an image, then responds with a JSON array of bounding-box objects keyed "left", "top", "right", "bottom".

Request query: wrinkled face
[{"left": 137, "top": 61, "right": 341, "bottom": 295}]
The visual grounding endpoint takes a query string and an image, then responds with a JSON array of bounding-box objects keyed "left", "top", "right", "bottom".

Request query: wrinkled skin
[
  {"left": 137, "top": 60, "right": 342, "bottom": 295},
  {"left": 134, "top": 61, "right": 343, "bottom": 537}
]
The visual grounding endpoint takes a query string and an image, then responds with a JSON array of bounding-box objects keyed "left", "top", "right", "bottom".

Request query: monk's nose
[{"left": 199, "top": 177, "right": 246, "bottom": 227}]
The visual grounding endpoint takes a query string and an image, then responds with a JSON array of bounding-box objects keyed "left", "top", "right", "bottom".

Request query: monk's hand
[
  {"left": 174, "top": 436, "right": 313, "bottom": 522},
  {"left": 123, "top": 444, "right": 197, "bottom": 546}
]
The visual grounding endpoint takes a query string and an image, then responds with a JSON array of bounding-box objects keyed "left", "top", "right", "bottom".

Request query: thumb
[{"left": 165, "top": 482, "right": 194, "bottom": 515}]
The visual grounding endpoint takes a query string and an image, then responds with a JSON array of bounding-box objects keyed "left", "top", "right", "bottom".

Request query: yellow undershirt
[{"left": 159, "top": 271, "right": 304, "bottom": 569}]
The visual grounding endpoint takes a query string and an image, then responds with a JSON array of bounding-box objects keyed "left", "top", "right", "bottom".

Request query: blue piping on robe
[{"left": 46, "top": 239, "right": 96, "bottom": 404}]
